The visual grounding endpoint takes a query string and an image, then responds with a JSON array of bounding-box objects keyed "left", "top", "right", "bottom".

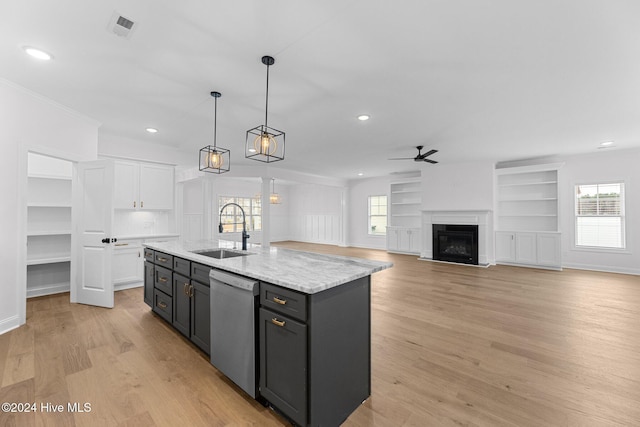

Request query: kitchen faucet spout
[{"left": 218, "top": 203, "right": 250, "bottom": 251}]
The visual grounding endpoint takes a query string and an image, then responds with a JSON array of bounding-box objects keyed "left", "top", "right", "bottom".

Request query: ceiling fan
[{"left": 389, "top": 146, "right": 438, "bottom": 164}]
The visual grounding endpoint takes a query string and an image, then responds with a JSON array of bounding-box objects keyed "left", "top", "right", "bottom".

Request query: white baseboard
[
  {"left": 114, "top": 281, "right": 144, "bottom": 291},
  {"left": 0, "top": 315, "right": 21, "bottom": 335},
  {"left": 27, "top": 282, "right": 70, "bottom": 298},
  {"left": 562, "top": 262, "right": 640, "bottom": 276}
]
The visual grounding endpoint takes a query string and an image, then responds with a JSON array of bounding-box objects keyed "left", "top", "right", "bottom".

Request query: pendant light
[
  {"left": 269, "top": 179, "right": 281, "bottom": 204},
  {"left": 200, "top": 91, "right": 230, "bottom": 174},
  {"left": 245, "top": 55, "right": 285, "bottom": 163}
]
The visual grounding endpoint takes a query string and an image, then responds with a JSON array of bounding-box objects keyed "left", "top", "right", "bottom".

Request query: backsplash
[{"left": 114, "top": 210, "right": 171, "bottom": 236}]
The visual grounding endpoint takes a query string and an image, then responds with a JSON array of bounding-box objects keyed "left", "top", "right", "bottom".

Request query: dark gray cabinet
[
  {"left": 259, "top": 277, "right": 371, "bottom": 426},
  {"left": 143, "top": 249, "right": 211, "bottom": 355},
  {"left": 189, "top": 280, "right": 210, "bottom": 353},
  {"left": 143, "top": 260, "right": 154, "bottom": 307},
  {"left": 259, "top": 307, "right": 307, "bottom": 426},
  {"left": 172, "top": 273, "right": 191, "bottom": 337}
]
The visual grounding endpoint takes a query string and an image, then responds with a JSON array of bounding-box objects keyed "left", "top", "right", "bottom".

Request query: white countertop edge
[{"left": 117, "top": 233, "right": 180, "bottom": 240}]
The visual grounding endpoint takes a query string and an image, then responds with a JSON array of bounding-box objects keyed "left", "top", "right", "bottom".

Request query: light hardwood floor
[{"left": 1, "top": 242, "right": 639, "bottom": 426}]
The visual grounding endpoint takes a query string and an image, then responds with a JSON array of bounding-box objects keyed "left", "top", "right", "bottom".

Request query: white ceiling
[{"left": 2, "top": 1, "right": 639, "bottom": 179}]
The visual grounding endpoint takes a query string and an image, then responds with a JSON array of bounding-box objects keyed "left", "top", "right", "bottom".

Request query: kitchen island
[{"left": 143, "top": 240, "right": 392, "bottom": 426}]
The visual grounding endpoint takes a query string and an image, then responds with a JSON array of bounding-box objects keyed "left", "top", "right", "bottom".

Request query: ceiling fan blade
[
  {"left": 418, "top": 149, "right": 438, "bottom": 159},
  {"left": 388, "top": 157, "right": 414, "bottom": 160},
  {"left": 423, "top": 159, "right": 438, "bottom": 164}
]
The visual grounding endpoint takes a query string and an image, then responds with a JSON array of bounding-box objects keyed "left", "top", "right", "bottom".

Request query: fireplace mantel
[{"left": 421, "top": 210, "right": 493, "bottom": 266}]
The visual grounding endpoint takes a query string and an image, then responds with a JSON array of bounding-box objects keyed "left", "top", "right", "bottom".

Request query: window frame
[
  {"left": 574, "top": 181, "right": 626, "bottom": 251},
  {"left": 218, "top": 196, "right": 262, "bottom": 232},
  {"left": 367, "top": 195, "right": 388, "bottom": 236}
]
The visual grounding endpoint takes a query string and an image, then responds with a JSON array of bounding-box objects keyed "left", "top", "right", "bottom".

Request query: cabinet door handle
[
  {"left": 273, "top": 296, "right": 287, "bottom": 305},
  {"left": 158, "top": 301, "right": 167, "bottom": 309},
  {"left": 141, "top": 201, "right": 144, "bottom": 208},
  {"left": 159, "top": 277, "right": 167, "bottom": 283},
  {"left": 183, "top": 283, "right": 189, "bottom": 296},
  {"left": 271, "top": 318, "right": 285, "bottom": 327},
  {"left": 189, "top": 285, "right": 194, "bottom": 297},
  {"left": 157, "top": 257, "right": 167, "bottom": 262},
  {"left": 134, "top": 201, "right": 136, "bottom": 208}
]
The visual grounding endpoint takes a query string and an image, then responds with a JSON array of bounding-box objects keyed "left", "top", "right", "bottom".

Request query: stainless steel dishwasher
[{"left": 210, "top": 269, "right": 259, "bottom": 398}]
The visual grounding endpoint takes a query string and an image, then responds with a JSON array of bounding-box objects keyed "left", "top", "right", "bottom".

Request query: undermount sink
[{"left": 192, "top": 249, "right": 250, "bottom": 259}]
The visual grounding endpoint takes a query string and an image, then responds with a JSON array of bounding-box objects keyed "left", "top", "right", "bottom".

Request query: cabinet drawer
[
  {"left": 173, "top": 257, "right": 190, "bottom": 276},
  {"left": 191, "top": 262, "right": 211, "bottom": 285},
  {"left": 153, "top": 289, "right": 172, "bottom": 323},
  {"left": 154, "top": 266, "right": 173, "bottom": 296},
  {"left": 144, "top": 248, "right": 154, "bottom": 262},
  {"left": 154, "top": 251, "right": 173, "bottom": 268},
  {"left": 261, "top": 283, "right": 307, "bottom": 322}
]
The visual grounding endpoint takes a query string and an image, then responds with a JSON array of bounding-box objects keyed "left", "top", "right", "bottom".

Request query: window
[
  {"left": 575, "top": 182, "right": 625, "bottom": 249},
  {"left": 218, "top": 196, "right": 261, "bottom": 232},
  {"left": 368, "top": 195, "right": 387, "bottom": 235}
]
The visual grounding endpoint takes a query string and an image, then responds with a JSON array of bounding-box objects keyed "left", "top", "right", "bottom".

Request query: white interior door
[{"left": 72, "top": 159, "right": 115, "bottom": 308}]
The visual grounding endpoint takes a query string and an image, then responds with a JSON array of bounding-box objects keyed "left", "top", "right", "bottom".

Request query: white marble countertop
[
  {"left": 116, "top": 233, "right": 180, "bottom": 241},
  {"left": 144, "top": 240, "right": 393, "bottom": 294}
]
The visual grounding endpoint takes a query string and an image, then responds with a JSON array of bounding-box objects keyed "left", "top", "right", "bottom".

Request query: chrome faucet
[{"left": 218, "top": 203, "right": 250, "bottom": 251}]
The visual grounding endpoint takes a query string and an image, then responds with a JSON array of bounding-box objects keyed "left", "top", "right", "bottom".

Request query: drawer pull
[
  {"left": 271, "top": 318, "right": 286, "bottom": 327},
  {"left": 273, "top": 296, "right": 287, "bottom": 305},
  {"left": 189, "top": 285, "right": 194, "bottom": 298},
  {"left": 157, "top": 257, "right": 168, "bottom": 262},
  {"left": 183, "top": 283, "right": 189, "bottom": 296},
  {"left": 159, "top": 277, "right": 168, "bottom": 283},
  {"left": 114, "top": 243, "right": 129, "bottom": 246},
  {"left": 158, "top": 301, "right": 167, "bottom": 309}
]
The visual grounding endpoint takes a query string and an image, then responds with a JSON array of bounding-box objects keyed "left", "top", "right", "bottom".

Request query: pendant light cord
[
  {"left": 264, "top": 63, "right": 270, "bottom": 129},
  {"left": 213, "top": 96, "right": 218, "bottom": 148}
]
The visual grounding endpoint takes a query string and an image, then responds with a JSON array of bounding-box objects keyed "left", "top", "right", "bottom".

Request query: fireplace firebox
[{"left": 432, "top": 224, "right": 479, "bottom": 265}]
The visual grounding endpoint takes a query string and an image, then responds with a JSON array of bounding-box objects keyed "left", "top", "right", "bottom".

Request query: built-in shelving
[
  {"left": 494, "top": 163, "right": 563, "bottom": 269},
  {"left": 26, "top": 153, "right": 73, "bottom": 298},
  {"left": 495, "top": 167, "right": 560, "bottom": 232},
  {"left": 388, "top": 177, "right": 422, "bottom": 254}
]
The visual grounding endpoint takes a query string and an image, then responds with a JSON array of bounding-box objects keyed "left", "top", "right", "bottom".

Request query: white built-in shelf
[
  {"left": 27, "top": 174, "right": 72, "bottom": 181},
  {"left": 27, "top": 255, "right": 71, "bottom": 266},
  {"left": 27, "top": 153, "right": 73, "bottom": 296},
  {"left": 499, "top": 214, "right": 557, "bottom": 217},
  {"left": 27, "top": 230, "right": 71, "bottom": 236},
  {"left": 391, "top": 213, "right": 421, "bottom": 217},
  {"left": 499, "top": 197, "right": 557, "bottom": 202},
  {"left": 27, "top": 202, "right": 72, "bottom": 208},
  {"left": 495, "top": 163, "right": 561, "bottom": 234},
  {"left": 498, "top": 180, "right": 557, "bottom": 187},
  {"left": 391, "top": 189, "right": 421, "bottom": 194},
  {"left": 391, "top": 201, "right": 420, "bottom": 205}
]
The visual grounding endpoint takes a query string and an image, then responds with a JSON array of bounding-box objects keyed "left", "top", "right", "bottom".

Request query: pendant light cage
[
  {"left": 200, "top": 91, "right": 230, "bottom": 174},
  {"left": 246, "top": 55, "right": 285, "bottom": 163}
]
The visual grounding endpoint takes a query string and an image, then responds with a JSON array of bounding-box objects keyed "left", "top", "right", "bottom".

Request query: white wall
[
  {"left": 289, "top": 183, "right": 344, "bottom": 246},
  {"left": 421, "top": 161, "right": 495, "bottom": 211},
  {"left": 1, "top": 78, "right": 99, "bottom": 334},
  {"left": 559, "top": 148, "right": 640, "bottom": 275},
  {"left": 348, "top": 176, "right": 390, "bottom": 250}
]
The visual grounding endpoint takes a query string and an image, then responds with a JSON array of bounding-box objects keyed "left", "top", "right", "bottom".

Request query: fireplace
[{"left": 432, "top": 224, "right": 479, "bottom": 265}]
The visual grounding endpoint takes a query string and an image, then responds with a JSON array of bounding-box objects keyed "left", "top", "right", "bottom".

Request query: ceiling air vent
[{"left": 107, "top": 11, "right": 138, "bottom": 39}]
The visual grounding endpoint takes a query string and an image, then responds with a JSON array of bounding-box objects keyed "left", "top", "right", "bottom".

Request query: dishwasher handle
[{"left": 210, "top": 269, "right": 258, "bottom": 294}]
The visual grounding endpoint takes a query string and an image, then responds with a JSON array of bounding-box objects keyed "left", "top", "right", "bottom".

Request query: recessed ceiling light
[
  {"left": 357, "top": 115, "right": 370, "bottom": 121},
  {"left": 600, "top": 141, "right": 614, "bottom": 147},
  {"left": 357, "top": 172, "right": 364, "bottom": 176},
  {"left": 146, "top": 127, "right": 158, "bottom": 133},
  {"left": 23, "top": 46, "right": 53, "bottom": 61}
]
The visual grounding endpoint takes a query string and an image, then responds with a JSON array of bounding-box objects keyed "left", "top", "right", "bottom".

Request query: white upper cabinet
[{"left": 114, "top": 161, "right": 174, "bottom": 210}]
